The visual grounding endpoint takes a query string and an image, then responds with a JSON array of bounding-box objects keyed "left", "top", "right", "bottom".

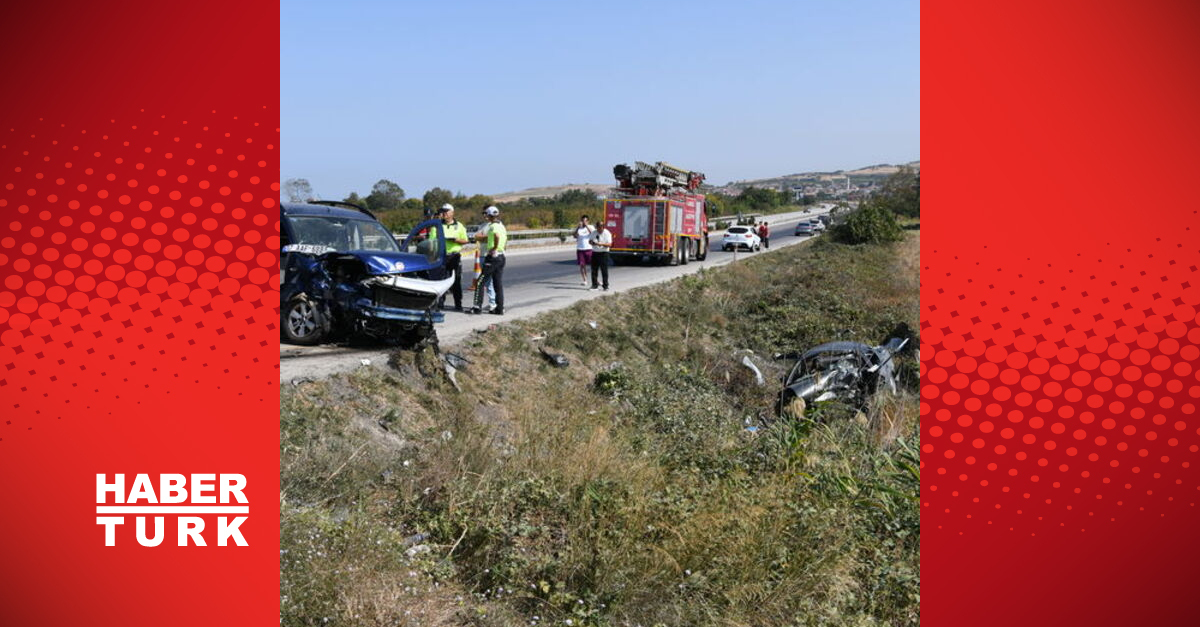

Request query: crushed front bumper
[
  {"left": 355, "top": 273, "right": 455, "bottom": 324},
  {"left": 357, "top": 304, "right": 445, "bottom": 324}
]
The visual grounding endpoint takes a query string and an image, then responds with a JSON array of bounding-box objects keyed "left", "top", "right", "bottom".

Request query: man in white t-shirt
[
  {"left": 573, "top": 215, "right": 596, "bottom": 286},
  {"left": 589, "top": 221, "right": 614, "bottom": 291}
]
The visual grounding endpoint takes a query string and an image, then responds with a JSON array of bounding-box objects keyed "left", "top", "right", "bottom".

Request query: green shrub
[{"left": 832, "top": 200, "right": 903, "bottom": 245}]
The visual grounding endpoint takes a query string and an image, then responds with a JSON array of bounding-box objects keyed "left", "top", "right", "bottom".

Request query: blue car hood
[{"left": 326, "top": 250, "right": 442, "bottom": 275}]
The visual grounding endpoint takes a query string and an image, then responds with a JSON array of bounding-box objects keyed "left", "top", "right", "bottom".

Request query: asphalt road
[
  {"left": 280, "top": 208, "right": 830, "bottom": 381},
  {"left": 496, "top": 228, "right": 790, "bottom": 287}
]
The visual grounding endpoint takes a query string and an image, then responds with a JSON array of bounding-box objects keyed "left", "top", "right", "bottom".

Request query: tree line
[
  {"left": 280, "top": 172, "right": 895, "bottom": 233},
  {"left": 283, "top": 178, "right": 609, "bottom": 232},
  {"left": 705, "top": 186, "right": 818, "bottom": 218}
]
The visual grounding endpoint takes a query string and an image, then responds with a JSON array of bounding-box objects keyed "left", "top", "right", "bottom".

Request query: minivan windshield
[{"left": 287, "top": 216, "right": 399, "bottom": 253}]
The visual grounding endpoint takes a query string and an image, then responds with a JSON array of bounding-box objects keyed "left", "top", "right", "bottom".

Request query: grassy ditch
[{"left": 281, "top": 232, "right": 921, "bottom": 627}]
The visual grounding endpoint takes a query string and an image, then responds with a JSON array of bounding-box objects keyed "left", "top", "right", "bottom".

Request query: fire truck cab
[{"left": 603, "top": 161, "right": 709, "bottom": 265}]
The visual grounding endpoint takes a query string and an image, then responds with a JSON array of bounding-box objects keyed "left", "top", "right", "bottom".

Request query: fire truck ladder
[{"left": 613, "top": 161, "right": 705, "bottom": 195}]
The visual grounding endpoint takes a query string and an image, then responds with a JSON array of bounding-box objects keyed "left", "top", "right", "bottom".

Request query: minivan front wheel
[{"left": 283, "top": 297, "right": 327, "bottom": 345}]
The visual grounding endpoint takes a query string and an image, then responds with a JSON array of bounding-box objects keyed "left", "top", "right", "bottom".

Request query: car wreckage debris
[
  {"left": 777, "top": 323, "right": 914, "bottom": 418},
  {"left": 538, "top": 347, "right": 570, "bottom": 368}
]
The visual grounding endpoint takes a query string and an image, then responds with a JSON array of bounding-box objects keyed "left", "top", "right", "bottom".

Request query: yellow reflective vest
[
  {"left": 443, "top": 220, "right": 468, "bottom": 255},
  {"left": 486, "top": 221, "right": 507, "bottom": 254}
]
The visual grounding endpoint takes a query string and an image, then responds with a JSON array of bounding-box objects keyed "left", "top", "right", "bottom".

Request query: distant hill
[
  {"left": 489, "top": 160, "right": 919, "bottom": 202},
  {"left": 717, "top": 161, "right": 920, "bottom": 193},
  {"left": 491, "top": 183, "right": 613, "bottom": 204}
]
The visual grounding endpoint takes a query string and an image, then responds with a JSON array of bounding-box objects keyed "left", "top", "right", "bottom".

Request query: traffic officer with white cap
[
  {"left": 472, "top": 205, "right": 507, "bottom": 315},
  {"left": 436, "top": 203, "right": 469, "bottom": 311}
]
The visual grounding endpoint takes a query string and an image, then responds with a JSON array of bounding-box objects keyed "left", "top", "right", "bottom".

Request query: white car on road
[{"left": 722, "top": 226, "right": 761, "bottom": 251}]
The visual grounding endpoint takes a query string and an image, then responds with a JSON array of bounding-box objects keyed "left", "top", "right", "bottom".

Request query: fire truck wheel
[
  {"left": 696, "top": 237, "right": 708, "bottom": 261},
  {"left": 680, "top": 238, "right": 690, "bottom": 265}
]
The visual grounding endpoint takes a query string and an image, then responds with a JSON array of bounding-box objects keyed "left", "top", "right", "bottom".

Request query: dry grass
[
  {"left": 869, "top": 391, "right": 919, "bottom": 447},
  {"left": 281, "top": 232, "right": 922, "bottom": 626}
]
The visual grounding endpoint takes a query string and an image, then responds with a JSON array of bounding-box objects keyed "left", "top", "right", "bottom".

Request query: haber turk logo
[{"left": 95, "top": 474, "right": 250, "bottom": 547}]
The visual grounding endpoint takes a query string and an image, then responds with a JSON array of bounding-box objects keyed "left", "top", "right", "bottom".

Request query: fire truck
[{"left": 603, "top": 161, "right": 709, "bottom": 265}]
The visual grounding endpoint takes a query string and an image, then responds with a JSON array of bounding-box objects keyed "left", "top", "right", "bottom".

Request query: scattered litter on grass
[
  {"left": 405, "top": 544, "right": 431, "bottom": 558},
  {"left": 586, "top": 320, "right": 598, "bottom": 329},
  {"left": 529, "top": 334, "right": 547, "bottom": 341},
  {"left": 289, "top": 377, "right": 314, "bottom": 387},
  {"left": 360, "top": 358, "right": 372, "bottom": 366},
  {"left": 443, "top": 352, "right": 471, "bottom": 370},
  {"left": 741, "top": 354, "right": 765, "bottom": 386},
  {"left": 444, "top": 362, "right": 461, "bottom": 391}
]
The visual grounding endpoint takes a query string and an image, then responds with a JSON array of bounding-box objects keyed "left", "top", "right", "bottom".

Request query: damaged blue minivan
[{"left": 280, "top": 201, "right": 453, "bottom": 346}]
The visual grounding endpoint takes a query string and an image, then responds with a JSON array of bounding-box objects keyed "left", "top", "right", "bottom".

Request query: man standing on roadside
[
  {"left": 436, "top": 203, "right": 469, "bottom": 311},
  {"left": 573, "top": 214, "right": 595, "bottom": 286},
  {"left": 472, "top": 206, "right": 507, "bottom": 315},
  {"left": 589, "top": 220, "right": 613, "bottom": 291},
  {"left": 758, "top": 221, "right": 771, "bottom": 249}
]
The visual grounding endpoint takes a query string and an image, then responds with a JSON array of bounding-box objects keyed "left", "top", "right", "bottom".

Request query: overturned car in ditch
[
  {"left": 776, "top": 326, "right": 913, "bottom": 418},
  {"left": 280, "top": 201, "right": 453, "bottom": 346}
]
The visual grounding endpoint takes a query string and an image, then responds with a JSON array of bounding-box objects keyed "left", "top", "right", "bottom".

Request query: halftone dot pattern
[
  {"left": 0, "top": 108, "right": 280, "bottom": 445},
  {"left": 921, "top": 220, "right": 1200, "bottom": 534}
]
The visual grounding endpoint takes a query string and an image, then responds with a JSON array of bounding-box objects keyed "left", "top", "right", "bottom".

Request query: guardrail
[
  {"left": 468, "top": 213, "right": 771, "bottom": 238},
  {"left": 399, "top": 209, "right": 835, "bottom": 242}
]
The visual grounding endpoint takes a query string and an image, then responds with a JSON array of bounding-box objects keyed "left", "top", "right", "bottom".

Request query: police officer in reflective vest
[
  {"left": 472, "top": 206, "right": 507, "bottom": 315},
  {"left": 436, "top": 203, "right": 469, "bottom": 311}
]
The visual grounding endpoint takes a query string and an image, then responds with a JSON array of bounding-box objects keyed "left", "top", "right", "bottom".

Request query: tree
[
  {"left": 875, "top": 167, "right": 920, "bottom": 218},
  {"left": 460, "top": 194, "right": 495, "bottom": 215},
  {"left": 366, "top": 179, "right": 405, "bottom": 212},
  {"left": 283, "top": 178, "right": 315, "bottom": 203},
  {"left": 422, "top": 187, "right": 454, "bottom": 213},
  {"left": 344, "top": 192, "right": 368, "bottom": 209},
  {"left": 705, "top": 193, "right": 728, "bottom": 217},
  {"left": 556, "top": 188, "right": 598, "bottom": 205},
  {"left": 737, "top": 186, "right": 783, "bottom": 212}
]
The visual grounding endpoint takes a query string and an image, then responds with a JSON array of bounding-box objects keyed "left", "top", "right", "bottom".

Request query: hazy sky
[{"left": 282, "top": 0, "right": 919, "bottom": 199}]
